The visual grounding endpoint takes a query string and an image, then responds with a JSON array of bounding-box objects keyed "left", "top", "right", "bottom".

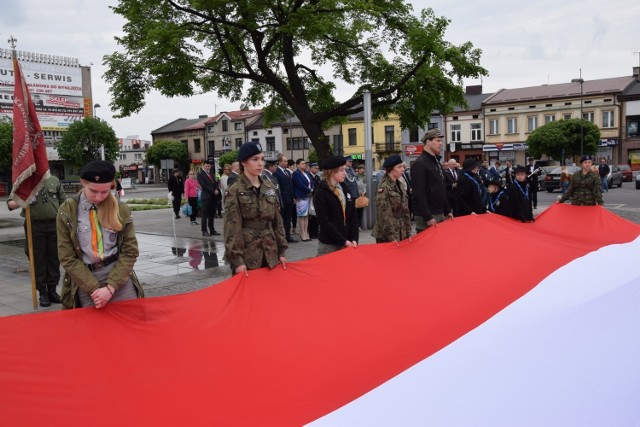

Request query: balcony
[{"left": 374, "top": 141, "right": 402, "bottom": 153}]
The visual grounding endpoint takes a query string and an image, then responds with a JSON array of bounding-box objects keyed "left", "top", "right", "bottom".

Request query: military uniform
[
  {"left": 558, "top": 170, "right": 603, "bottom": 206},
  {"left": 223, "top": 174, "right": 288, "bottom": 272},
  {"left": 372, "top": 174, "right": 412, "bottom": 243},
  {"left": 9, "top": 176, "right": 66, "bottom": 306}
]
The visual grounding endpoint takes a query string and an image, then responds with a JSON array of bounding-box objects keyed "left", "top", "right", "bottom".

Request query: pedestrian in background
[
  {"left": 560, "top": 166, "right": 572, "bottom": 194},
  {"left": 526, "top": 157, "right": 541, "bottom": 209},
  {"left": 313, "top": 156, "right": 359, "bottom": 255},
  {"left": 57, "top": 160, "right": 144, "bottom": 309},
  {"left": 167, "top": 168, "right": 184, "bottom": 219},
  {"left": 220, "top": 164, "right": 231, "bottom": 210},
  {"left": 308, "top": 162, "right": 321, "bottom": 239},
  {"left": 197, "top": 160, "right": 221, "bottom": 236},
  {"left": 292, "top": 158, "right": 314, "bottom": 242},
  {"left": 372, "top": 155, "right": 412, "bottom": 243},
  {"left": 558, "top": 155, "right": 603, "bottom": 206},
  {"left": 223, "top": 142, "right": 287, "bottom": 275},
  {"left": 443, "top": 158, "right": 459, "bottom": 216},
  {"left": 598, "top": 158, "right": 610, "bottom": 193},
  {"left": 506, "top": 166, "right": 534, "bottom": 222},
  {"left": 356, "top": 164, "right": 367, "bottom": 229},
  {"left": 184, "top": 170, "right": 200, "bottom": 225},
  {"left": 7, "top": 175, "right": 65, "bottom": 307},
  {"left": 274, "top": 154, "right": 297, "bottom": 243},
  {"left": 412, "top": 129, "right": 453, "bottom": 232}
]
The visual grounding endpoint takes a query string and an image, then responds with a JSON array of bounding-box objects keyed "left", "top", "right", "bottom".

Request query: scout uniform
[
  {"left": 223, "top": 142, "right": 288, "bottom": 272},
  {"left": 372, "top": 156, "right": 412, "bottom": 243}
]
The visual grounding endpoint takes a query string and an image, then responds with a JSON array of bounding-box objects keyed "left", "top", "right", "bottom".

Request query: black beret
[
  {"left": 237, "top": 141, "right": 263, "bottom": 162},
  {"left": 80, "top": 160, "right": 116, "bottom": 183},
  {"left": 322, "top": 155, "right": 346, "bottom": 170},
  {"left": 580, "top": 155, "right": 594, "bottom": 163},
  {"left": 462, "top": 158, "right": 480, "bottom": 171},
  {"left": 344, "top": 155, "right": 353, "bottom": 161},
  {"left": 514, "top": 166, "right": 527, "bottom": 174},
  {"left": 382, "top": 155, "right": 403, "bottom": 170},
  {"left": 487, "top": 178, "right": 503, "bottom": 188},
  {"left": 421, "top": 128, "right": 444, "bottom": 143}
]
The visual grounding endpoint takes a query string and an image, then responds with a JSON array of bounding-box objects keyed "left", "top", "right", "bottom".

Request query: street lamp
[
  {"left": 93, "top": 103, "right": 104, "bottom": 160},
  {"left": 571, "top": 74, "right": 584, "bottom": 157}
]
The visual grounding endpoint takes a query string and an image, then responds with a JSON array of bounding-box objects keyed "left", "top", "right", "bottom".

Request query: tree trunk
[{"left": 298, "top": 117, "right": 332, "bottom": 166}]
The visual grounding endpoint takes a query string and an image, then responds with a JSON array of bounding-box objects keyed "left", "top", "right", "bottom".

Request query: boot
[
  {"left": 39, "top": 289, "right": 51, "bottom": 307},
  {"left": 48, "top": 285, "right": 62, "bottom": 304}
]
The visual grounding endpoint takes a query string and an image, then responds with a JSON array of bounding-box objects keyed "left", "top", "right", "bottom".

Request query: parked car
[
  {"left": 616, "top": 164, "right": 633, "bottom": 182},
  {"left": 606, "top": 165, "right": 623, "bottom": 188},
  {"left": 544, "top": 166, "right": 579, "bottom": 192},
  {"left": 636, "top": 173, "right": 640, "bottom": 190},
  {"left": 536, "top": 166, "right": 558, "bottom": 191}
]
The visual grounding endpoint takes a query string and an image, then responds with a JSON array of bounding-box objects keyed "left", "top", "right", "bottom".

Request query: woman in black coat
[{"left": 313, "top": 156, "right": 359, "bottom": 256}]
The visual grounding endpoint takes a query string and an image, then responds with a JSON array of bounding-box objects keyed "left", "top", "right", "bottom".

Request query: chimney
[
  {"left": 633, "top": 66, "right": 640, "bottom": 81},
  {"left": 465, "top": 85, "right": 482, "bottom": 95},
  {"left": 198, "top": 114, "right": 208, "bottom": 118}
]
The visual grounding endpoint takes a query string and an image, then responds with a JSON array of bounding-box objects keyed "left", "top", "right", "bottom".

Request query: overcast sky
[{"left": 1, "top": 0, "right": 638, "bottom": 141}]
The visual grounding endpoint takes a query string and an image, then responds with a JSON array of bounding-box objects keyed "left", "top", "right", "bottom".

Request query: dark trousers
[
  {"left": 25, "top": 220, "right": 60, "bottom": 291},
  {"left": 291, "top": 203, "right": 297, "bottom": 230},
  {"left": 308, "top": 215, "right": 318, "bottom": 238},
  {"left": 188, "top": 197, "right": 198, "bottom": 221},
  {"left": 281, "top": 202, "right": 293, "bottom": 238},
  {"left": 215, "top": 195, "right": 222, "bottom": 216},
  {"left": 200, "top": 198, "right": 216, "bottom": 233},
  {"left": 172, "top": 194, "right": 183, "bottom": 216},
  {"left": 530, "top": 184, "right": 538, "bottom": 208}
]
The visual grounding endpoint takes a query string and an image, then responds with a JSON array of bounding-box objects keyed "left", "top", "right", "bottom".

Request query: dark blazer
[
  {"left": 274, "top": 167, "right": 294, "bottom": 205},
  {"left": 168, "top": 175, "right": 184, "bottom": 196},
  {"left": 197, "top": 169, "right": 218, "bottom": 201},
  {"left": 226, "top": 171, "right": 240, "bottom": 187},
  {"left": 313, "top": 180, "right": 359, "bottom": 245},
  {"left": 292, "top": 169, "right": 313, "bottom": 199},
  {"left": 411, "top": 151, "right": 450, "bottom": 220}
]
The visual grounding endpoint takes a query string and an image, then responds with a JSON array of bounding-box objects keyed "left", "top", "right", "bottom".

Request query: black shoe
[
  {"left": 286, "top": 237, "right": 298, "bottom": 243},
  {"left": 48, "top": 287, "right": 62, "bottom": 304},
  {"left": 175, "top": 215, "right": 181, "bottom": 219},
  {"left": 39, "top": 291, "right": 51, "bottom": 308},
  {"left": 202, "top": 231, "right": 210, "bottom": 237},
  {"left": 210, "top": 230, "right": 221, "bottom": 236}
]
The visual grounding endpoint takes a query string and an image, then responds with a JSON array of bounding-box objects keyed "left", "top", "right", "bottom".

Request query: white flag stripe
[{"left": 309, "top": 237, "right": 640, "bottom": 427}]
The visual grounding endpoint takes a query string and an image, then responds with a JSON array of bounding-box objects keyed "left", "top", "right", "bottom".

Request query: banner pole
[{"left": 24, "top": 206, "right": 39, "bottom": 310}]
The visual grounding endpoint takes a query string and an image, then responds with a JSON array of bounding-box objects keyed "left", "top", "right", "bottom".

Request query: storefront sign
[
  {"left": 404, "top": 144, "right": 424, "bottom": 156},
  {"left": 483, "top": 143, "right": 529, "bottom": 152}
]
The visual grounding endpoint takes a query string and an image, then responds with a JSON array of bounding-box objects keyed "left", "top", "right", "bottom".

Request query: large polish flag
[{"left": 0, "top": 205, "right": 639, "bottom": 426}]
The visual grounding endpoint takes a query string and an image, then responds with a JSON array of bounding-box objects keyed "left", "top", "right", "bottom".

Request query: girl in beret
[
  {"left": 313, "top": 156, "right": 359, "bottom": 255},
  {"left": 557, "top": 156, "right": 603, "bottom": 206},
  {"left": 372, "top": 155, "right": 412, "bottom": 243},
  {"left": 57, "top": 160, "right": 143, "bottom": 309}
]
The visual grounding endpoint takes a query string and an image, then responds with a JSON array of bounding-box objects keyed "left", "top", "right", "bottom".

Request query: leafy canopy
[
  {"left": 218, "top": 150, "right": 238, "bottom": 170},
  {"left": 527, "top": 119, "right": 600, "bottom": 161},
  {"left": 56, "top": 117, "right": 119, "bottom": 166},
  {"left": 104, "top": 0, "right": 487, "bottom": 162},
  {"left": 144, "top": 139, "right": 188, "bottom": 167}
]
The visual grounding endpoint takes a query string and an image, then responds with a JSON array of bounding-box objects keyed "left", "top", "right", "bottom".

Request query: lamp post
[
  {"left": 93, "top": 103, "right": 104, "bottom": 160},
  {"left": 571, "top": 72, "right": 584, "bottom": 157}
]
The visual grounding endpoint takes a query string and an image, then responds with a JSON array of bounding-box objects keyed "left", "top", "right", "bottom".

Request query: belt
[
  {"left": 86, "top": 254, "right": 119, "bottom": 272},
  {"left": 244, "top": 220, "right": 271, "bottom": 230}
]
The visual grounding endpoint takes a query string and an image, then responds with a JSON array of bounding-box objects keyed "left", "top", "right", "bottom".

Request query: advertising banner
[
  {"left": 0, "top": 91, "right": 85, "bottom": 130},
  {"left": 0, "top": 58, "right": 83, "bottom": 97}
]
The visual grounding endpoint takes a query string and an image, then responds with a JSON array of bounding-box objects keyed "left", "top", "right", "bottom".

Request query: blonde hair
[
  {"left": 80, "top": 179, "right": 123, "bottom": 231},
  {"left": 322, "top": 167, "right": 341, "bottom": 182}
]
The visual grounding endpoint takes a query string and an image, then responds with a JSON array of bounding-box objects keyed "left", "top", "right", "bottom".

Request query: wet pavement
[{"left": 1, "top": 183, "right": 638, "bottom": 317}]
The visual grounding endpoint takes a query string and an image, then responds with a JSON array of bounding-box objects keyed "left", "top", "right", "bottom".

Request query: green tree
[
  {"left": 527, "top": 119, "right": 600, "bottom": 162},
  {"left": 218, "top": 150, "right": 238, "bottom": 169},
  {"left": 0, "top": 119, "right": 12, "bottom": 171},
  {"left": 144, "top": 139, "right": 188, "bottom": 167},
  {"left": 56, "top": 117, "right": 119, "bottom": 166},
  {"left": 104, "top": 0, "right": 487, "bottom": 164},
  {"left": 307, "top": 149, "right": 318, "bottom": 164}
]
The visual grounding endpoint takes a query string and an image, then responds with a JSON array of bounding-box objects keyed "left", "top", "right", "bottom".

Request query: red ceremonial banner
[{"left": 9, "top": 55, "right": 50, "bottom": 207}]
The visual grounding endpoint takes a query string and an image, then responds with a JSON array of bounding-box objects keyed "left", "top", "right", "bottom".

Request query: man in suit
[
  {"left": 226, "top": 161, "right": 240, "bottom": 187},
  {"left": 274, "top": 154, "right": 298, "bottom": 243},
  {"left": 197, "top": 161, "right": 221, "bottom": 236},
  {"left": 525, "top": 157, "right": 541, "bottom": 209},
  {"left": 261, "top": 161, "right": 282, "bottom": 206},
  {"left": 307, "top": 162, "right": 321, "bottom": 239},
  {"left": 443, "top": 159, "right": 459, "bottom": 216}
]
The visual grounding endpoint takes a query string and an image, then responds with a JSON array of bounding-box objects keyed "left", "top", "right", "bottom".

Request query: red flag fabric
[
  {"left": 9, "top": 54, "right": 50, "bottom": 207},
  {"left": 0, "top": 205, "right": 638, "bottom": 426}
]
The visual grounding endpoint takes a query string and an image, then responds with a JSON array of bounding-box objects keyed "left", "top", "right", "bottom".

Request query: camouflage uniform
[
  {"left": 372, "top": 174, "right": 412, "bottom": 242},
  {"left": 558, "top": 170, "right": 603, "bottom": 206},
  {"left": 223, "top": 174, "right": 288, "bottom": 272}
]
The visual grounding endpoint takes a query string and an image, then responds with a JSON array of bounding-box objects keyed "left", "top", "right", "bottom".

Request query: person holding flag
[
  {"left": 56, "top": 161, "right": 144, "bottom": 309},
  {"left": 7, "top": 35, "right": 62, "bottom": 309}
]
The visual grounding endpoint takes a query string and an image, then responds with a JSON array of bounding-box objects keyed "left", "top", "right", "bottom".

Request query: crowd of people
[{"left": 8, "top": 133, "right": 606, "bottom": 309}]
